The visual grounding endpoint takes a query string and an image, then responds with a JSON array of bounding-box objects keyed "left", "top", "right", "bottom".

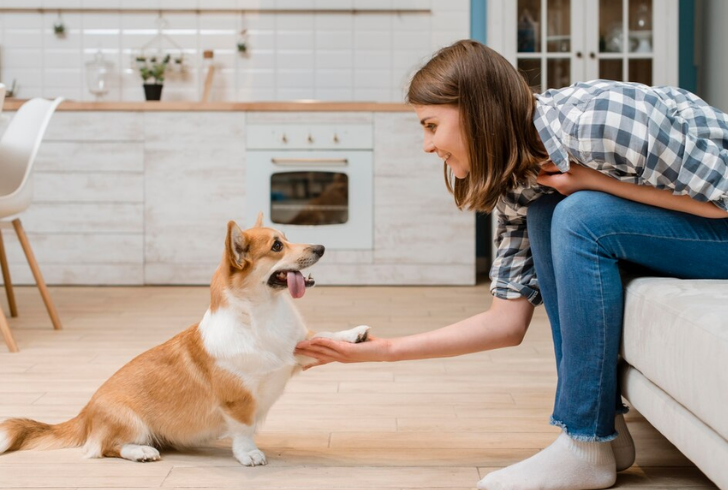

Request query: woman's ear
[{"left": 225, "top": 221, "right": 250, "bottom": 270}]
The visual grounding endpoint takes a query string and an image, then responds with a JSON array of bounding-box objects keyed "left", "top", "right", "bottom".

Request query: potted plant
[{"left": 136, "top": 54, "right": 171, "bottom": 101}]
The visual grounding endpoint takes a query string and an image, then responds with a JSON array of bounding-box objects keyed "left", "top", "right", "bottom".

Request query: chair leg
[
  {"left": 0, "top": 305, "right": 19, "bottom": 352},
  {"left": 0, "top": 229, "right": 19, "bottom": 317},
  {"left": 12, "top": 219, "right": 62, "bottom": 331}
]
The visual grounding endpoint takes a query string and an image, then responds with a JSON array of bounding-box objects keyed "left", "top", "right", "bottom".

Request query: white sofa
[{"left": 620, "top": 277, "right": 728, "bottom": 489}]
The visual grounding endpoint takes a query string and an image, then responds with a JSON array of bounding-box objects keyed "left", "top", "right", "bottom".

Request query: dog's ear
[
  {"left": 254, "top": 212, "right": 264, "bottom": 228},
  {"left": 226, "top": 221, "right": 250, "bottom": 270}
]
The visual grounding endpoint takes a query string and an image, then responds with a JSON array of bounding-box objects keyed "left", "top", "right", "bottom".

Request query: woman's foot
[
  {"left": 611, "top": 413, "right": 636, "bottom": 471},
  {"left": 477, "top": 432, "right": 616, "bottom": 490}
]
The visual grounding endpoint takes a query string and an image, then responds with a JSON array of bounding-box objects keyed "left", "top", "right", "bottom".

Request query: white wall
[
  {"left": 0, "top": 0, "right": 470, "bottom": 102},
  {"left": 699, "top": 0, "right": 728, "bottom": 112}
]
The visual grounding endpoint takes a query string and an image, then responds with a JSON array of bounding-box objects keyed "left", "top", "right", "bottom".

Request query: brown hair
[{"left": 406, "top": 39, "right": 549, "bottom": 213}]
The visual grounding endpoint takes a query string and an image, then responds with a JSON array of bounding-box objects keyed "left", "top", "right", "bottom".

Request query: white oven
[{"left": 245, "top": 123, "right": 373, "bottom": 250}]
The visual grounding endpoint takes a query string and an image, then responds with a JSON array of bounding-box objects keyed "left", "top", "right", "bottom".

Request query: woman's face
[{"left": 413, "top": 104, "right": 469, "bottom": 179}]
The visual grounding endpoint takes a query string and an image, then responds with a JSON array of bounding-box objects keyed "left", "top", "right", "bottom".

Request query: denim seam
[
  {"left": 594, "top": 238, "right": 608, "bottom": 439},
  {"left": 570, "top": 210, "right": 611, "bottom": 440}
]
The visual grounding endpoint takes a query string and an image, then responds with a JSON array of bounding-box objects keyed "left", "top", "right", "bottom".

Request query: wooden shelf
[
  {"left": 2, "top": 99, "right": 412, "bottom": 112},
  {"left": 0, "top": 8, "right": 431, "bottom": 15}
]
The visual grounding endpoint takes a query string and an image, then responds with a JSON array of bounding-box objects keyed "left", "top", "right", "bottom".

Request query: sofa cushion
[{"left": 622, "top": 277, "right": 728, "bottom": 442}]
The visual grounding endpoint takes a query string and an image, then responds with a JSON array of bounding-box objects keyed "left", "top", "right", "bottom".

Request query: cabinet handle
[
  {"left": 308, "top": 134, "right": 314, "bottom": 143},
  {"left": 576, "top": 51, "right": 583, "bottom": 58},
  {"left": 333, "top": 134, "right": 339, "bottom": 143},
  {"left": 281, "top": 134, "right": 288, "bottom": 143},
  {"left": 589, "top": 52, "right": 596, "bottom": 59}
]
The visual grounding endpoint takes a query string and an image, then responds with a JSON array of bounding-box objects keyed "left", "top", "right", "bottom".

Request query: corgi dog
[{"left": 0, "top": 215, "right": 369, "bottom": 466}]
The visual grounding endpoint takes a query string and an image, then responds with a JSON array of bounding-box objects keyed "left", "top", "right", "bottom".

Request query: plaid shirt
[{"left": 490, "top": 80, "right": 728, "bottom": 305}]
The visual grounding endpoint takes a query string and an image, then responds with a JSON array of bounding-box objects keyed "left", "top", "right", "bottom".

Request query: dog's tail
[{"left": 0, "top": 413, "right": 87, "bottom": 453}]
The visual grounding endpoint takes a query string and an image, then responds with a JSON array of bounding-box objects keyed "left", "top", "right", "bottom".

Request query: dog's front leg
[{"left": 225, "top": 417, "right": 267, "bottom": 466}]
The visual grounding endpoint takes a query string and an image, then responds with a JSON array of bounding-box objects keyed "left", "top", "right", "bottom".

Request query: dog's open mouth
[{"left": 268, "top": 270, "right": 315, "bottom": 299}]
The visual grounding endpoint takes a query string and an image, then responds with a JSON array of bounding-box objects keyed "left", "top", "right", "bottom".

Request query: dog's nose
[{"left": 311, "top": 245, "right": 325, "bottom": 257}]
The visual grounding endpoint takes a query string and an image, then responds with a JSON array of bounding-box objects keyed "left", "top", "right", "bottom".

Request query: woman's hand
[
  {"left": 537, "top": 162, "right": 611, "bottom": 196},
  {"left": 295, "top": 335, "right": 393, "bottom": 370}
]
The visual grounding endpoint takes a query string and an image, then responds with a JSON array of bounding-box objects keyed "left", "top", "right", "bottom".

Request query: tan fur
[{"left": 0, "top": 219, "right": 321, "bottom": 462}]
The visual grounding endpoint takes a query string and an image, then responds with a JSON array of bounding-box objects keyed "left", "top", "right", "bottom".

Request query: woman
[{"left": 295, "top": 40, "right": 728, "bottom": 490}]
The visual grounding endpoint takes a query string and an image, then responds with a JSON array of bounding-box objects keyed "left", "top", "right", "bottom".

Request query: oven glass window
[{"left": 270, "top": 171, "right": 349, "bottom": 225}]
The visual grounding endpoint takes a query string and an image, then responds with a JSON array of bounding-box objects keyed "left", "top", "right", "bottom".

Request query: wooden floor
[{"left": 0, "top": 284, "right": 717, "bottom": 489}]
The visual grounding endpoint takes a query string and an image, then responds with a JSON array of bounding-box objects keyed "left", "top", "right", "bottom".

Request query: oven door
[{"left": 246, "top": 150, "right": 373, "bottom": 250}]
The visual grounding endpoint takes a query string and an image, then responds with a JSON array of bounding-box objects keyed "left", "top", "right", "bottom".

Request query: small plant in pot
[{"left": 136, "top": 54, "right": 171, "bottom": 101}]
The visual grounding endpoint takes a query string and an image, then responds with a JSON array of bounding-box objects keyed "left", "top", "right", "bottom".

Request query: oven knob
[
  {"left": 281, "top": 134, "right": 288, "bottom": 143},
  {"left": 308, "top": 134, "right": 314, "bottom": 143}
]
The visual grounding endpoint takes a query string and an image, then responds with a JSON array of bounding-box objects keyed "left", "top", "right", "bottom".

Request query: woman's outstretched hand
[
  {"left": 295, "top": 334, "right": 393, "bottom": 370},
  {"left": 537, "top": 161, "right": 611, "bottom": 196}
]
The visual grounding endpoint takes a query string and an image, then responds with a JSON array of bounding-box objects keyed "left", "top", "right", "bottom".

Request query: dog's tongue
[{"left": 287, "top": 271, "right": 306, "bottom": 299}]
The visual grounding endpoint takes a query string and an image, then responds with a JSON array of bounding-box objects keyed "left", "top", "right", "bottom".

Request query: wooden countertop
[{"left": 3, "top": 99, "right": 412, "bottom": 112}]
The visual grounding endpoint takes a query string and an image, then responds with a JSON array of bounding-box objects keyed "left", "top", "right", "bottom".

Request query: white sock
[
  {"left": 611, "top": 413, "right": 635, "bottom": 471},
  {"left": 477, "top": 432, "right": 616, "bottom": 490}
]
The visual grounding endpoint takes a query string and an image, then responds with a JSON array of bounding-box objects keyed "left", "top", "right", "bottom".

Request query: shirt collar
[{"left": 533, "top": 95, "right": 571, "bottom": 172}]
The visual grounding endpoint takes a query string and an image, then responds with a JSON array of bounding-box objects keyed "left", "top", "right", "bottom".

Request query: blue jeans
[{"left": 527, "top": 191, "right": 728, "bottom": 442}]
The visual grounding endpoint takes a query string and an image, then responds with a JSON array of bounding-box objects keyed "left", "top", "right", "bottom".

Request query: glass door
[
  {"left": 591, "top": 0, "right": 654, "bottom": 85},
  {"left": 516, "top": 0, "right": 582, "bottom": 92}
]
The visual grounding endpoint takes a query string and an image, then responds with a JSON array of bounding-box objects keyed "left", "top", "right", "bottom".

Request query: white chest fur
[{"left": 198, "top": 295, "right": 308, "bottom": 418}]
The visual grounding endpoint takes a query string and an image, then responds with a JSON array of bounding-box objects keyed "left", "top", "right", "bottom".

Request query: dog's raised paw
[
  {"left": 236, "top": 449, "right": 268, "bottom": 466},
  {"left": 312, "top": 325, "right": 370, "bottom": 343},
  {"left": 351, "top": 325, "right": 370, "bottom": 343}
]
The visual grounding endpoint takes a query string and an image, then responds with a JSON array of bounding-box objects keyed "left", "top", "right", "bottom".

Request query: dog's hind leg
[
  {"left": 93, "top": 436, "right": 161, "bottom": 462},
  {"left": 83, "top": 406, "right": 159, "bottom": 462},
  {"left": 116, "top": 444, "right": 161, "bottom": 462}
]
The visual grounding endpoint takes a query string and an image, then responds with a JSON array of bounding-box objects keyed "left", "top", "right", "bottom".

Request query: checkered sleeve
[{"left": 488, "top": 188, "right": 543, "bottom": 306}]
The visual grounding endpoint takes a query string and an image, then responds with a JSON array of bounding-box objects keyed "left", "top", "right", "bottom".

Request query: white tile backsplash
[
  {"left": 316, "top": 50, "right": 353, "bottom": 69},
  {"left": 4, "top": 48, "right": 44, "bottom": 68},
  {"left": 0, "top": 2, "right": 466, "bottom": 101},
  {"left": 316, "top": 68, "right": 352, "bottom": 88}
]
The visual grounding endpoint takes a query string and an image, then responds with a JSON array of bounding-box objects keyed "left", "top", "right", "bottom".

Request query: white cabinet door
[{"left": 488, "top": 0, "right": 679, "bottom": 91}]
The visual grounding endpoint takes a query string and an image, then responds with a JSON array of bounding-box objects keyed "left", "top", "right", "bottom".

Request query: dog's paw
[
  {"left": 312, "top": 325, "right": 370, "bottom": 344},
  {"left": 351, "top": 324, "right": 370, "bottom": 343},
  {"left": 120, "top": 444, "right": 161, "bottom": 463},
  {"left": 236, "top": 449, "right": 268, "bottom": 466},
  {"left": 333, "top": 324, "right": 369, "bottom": 343}
]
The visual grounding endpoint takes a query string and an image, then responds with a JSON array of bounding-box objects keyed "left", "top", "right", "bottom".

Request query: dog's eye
[{"left": 271, "top": 240, "right": 283, "bottom": 252}]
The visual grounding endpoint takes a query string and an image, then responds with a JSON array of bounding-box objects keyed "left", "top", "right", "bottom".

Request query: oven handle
[{"left": 271, "top": 157, "right": 348, "bottom": 167}]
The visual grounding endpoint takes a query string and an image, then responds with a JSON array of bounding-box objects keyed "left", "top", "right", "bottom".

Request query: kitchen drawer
[{"left": 246, "top": 124, "right": 373, "bottom": 150}]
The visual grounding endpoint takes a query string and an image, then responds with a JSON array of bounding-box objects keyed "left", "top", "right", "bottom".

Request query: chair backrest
[{"left": 0, "top": 97, "right": 63, "bottom": 198}]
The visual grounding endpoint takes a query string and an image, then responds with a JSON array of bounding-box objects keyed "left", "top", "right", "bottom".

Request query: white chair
[{"left": 0, "top": 97, "right": 64, "bottom": 353}]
